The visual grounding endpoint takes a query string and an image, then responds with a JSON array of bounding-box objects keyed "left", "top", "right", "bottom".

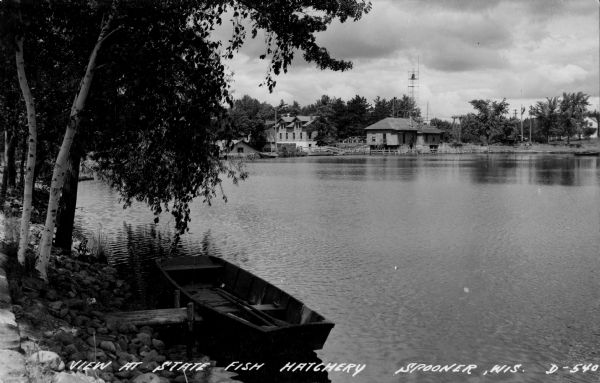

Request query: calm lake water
[{"left": 74, "top": 154, "right": 600, "bottom": 383}]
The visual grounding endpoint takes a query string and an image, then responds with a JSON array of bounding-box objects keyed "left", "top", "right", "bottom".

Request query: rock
[
  {"left": 141, "top": 349, "right": 159, "bottom": 363},
  {"left": 65, "top": 298, "right": 84, "bottom": 309},
  {"left": 151, "top": 339, "right": 164, "bottom": 349},
  {"left": 138, "top": 345, "right": 151, "bottom": 355},
  {"left": 55, "top": 331, "right": 75, "bottom": 345},
  {"left": 70, "top": 351, "right": 87, "bottom": 361},
  {"left": 74, "top": 315, "right": 90, "bottom": 326},
  {"left": 28, "top": 350, "right": 65, "bottom": 371},
  {"left": 0, "top": 349, "right": 25, "bottom": 380},
  {"left": 46, "top": 289, "right": 58, "bottom": 300},
  {"left": 136, "top": 332, "right": 152, "bottom": 346},
  {"left": 49, "top": 300, "right": 64, "bottom": 311},
  {"left": 117, "top": 322, "right": 135, "bottom": 333},
  {"left": 86, "top": 350, "right": 106, "bottom": 361},
  {"left": 86, "top": 336, "right": 98, "bottom": 347},
  {"left": 11, "top": 305, "right": 23, "bottom": 318},
  {"left": 115, "top": 370, "right": 133, "bottom": 379},
  {"left": 116, "top": 351, "right": 135, "bottom": 363},
  {"left": 99, "top": 341, "right": 116, "bottom": 353},
  {"left": 20, "top": 340, "right": 38, "bottom": 354},
  {"left": 64, "top": 344, "right": 78, "bottom": 355},
  {"left": 128, "top": 344, "right": 139, "bottom": 355},
  {"left": 139, "top": 326, "right": 153, "bottom": 335},
  {"left": 132, "top": 373, "right": 161, "bottom": 383},
  {"left": 143, "top": 361, "right": 159, "bottom": 373},
  {"left": 117, "top": 338, "right": 128, "bottom": 351},
  {"left": 53, "top": 372, "right": 106, "bottom": 383},
  {"left": 90, "top": 310, "right": 105, "bottom": 320}
]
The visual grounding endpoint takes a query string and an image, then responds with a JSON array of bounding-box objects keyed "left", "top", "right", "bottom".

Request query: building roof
[
  {"left": 364, "top": 117, "right": 420, "bottom": 131},
  {"left": 418, "top": 126, "right": 443, "bottom": 134}
]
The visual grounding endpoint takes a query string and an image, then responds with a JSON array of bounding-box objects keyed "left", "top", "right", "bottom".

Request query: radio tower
[{"left": 408, "top": 57, "right": 420, "bottom": 126}]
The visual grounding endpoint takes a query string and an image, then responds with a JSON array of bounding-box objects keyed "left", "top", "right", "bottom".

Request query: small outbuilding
[{"left": 221, "top": 140, "right": 261, "bottom": 158}]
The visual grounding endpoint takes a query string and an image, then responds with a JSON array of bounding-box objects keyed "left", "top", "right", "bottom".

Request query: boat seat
[
  {"left": 251, "top": 304, "right": 284, "bottom": 311},
  {"left": 215, "top": 306, "right": 239, "bottom": 313}
]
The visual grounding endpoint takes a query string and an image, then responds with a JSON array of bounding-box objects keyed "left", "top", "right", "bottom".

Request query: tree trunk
[
  {"left": 37, "top": 12, "right": 117, "bottom": 280},
  {"left": 15, "top": 37, "right": 38, "bottom": 266},
  {"left": 0, "top": 130, "right": 16, "bottom": 209},
  {"left": 6, "top": 131, "right": 16, "bottom": 188},
  {"left": 19, "top": 133, "right": 26, "bottom": 188},
  {"left": 54, "top": 150, "right": 81, "bottom": 251}
]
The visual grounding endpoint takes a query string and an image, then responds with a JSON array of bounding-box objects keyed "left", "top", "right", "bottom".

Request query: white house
[
  {"left": 264, "top": 115, "right": 318, "bottom": 151},
  {"left": 583, "top": 117, "right": 598, "bottom": 139}
]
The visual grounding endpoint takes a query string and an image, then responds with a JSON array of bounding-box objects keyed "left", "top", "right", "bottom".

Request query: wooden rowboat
[
  {"left": 156, "top": 256, "right": 334, "bottom": 352},
  {"left": 573, "top": 151, "right": 599, "bottom": 157},
  {"left": 258, "top": 152, "right": 279, "bottom": 159}
]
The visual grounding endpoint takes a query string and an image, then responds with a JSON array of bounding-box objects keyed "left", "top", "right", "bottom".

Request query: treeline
[
  {"left": 433, "top": 92, "right": 599, "bottom": 145},
  {"left": 232, "top": 92, "right": 599, "bottom": 148},
  {"left": 228, "top": 94, "right": 421, "bottom": 147}
]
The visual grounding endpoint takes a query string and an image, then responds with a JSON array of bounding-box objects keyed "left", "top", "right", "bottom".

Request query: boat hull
[
  {"left": 574, "top": 151, "right": 599, "bottom": 156},
  {"left": 156, "top": 256, "right": 334, "bottom": 353}
]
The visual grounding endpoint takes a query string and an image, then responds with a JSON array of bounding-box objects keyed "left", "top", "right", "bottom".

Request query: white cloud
[{"left": 220, "top": 0, "right": 600, "bottom": 120}]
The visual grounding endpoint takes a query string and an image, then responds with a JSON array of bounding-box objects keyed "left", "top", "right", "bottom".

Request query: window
[
  {"left": 371, "top": 135, "right": 376, "bottom": 142},
  {"left": 293, "top": 133, "right": 295, "bottom": 139},
  {"left": 286, "top": 133, "right": 288, "bottom": 139},
  {"left": 279, "top": 133, "right": 282, "bottom": 140},
  {"left": 300, "top": 132, "right": 303, "bottom": 139},
  {"left": 237, "top": 147, "right": 244, "bottom": 153}
]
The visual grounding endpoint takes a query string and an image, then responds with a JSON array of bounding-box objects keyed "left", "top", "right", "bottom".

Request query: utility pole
[
  {"left": 452, "top": 115, "right": 461, "bottom": 143},
  {"left": 519, "top": 89, "right": 524, "bottom": 142},
  {"left": 520, "top": 106, "right": 525, "bottom": 142},
  {"left": 529, "top": 117, "right": 532, "bottom": 143}
]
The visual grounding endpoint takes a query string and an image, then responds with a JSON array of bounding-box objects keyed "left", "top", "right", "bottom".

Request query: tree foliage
[
  {"left": 466, "top": 99, "right": 513, "bottom": 144},
  {"left": 530, "top": 97, "right": 560, "bottom": 143},
  {"left": 429, "top": 118, "right": 453, "bottom": 142},
  {"left": 82, "top": 0, "right": 371, "bottom": 235},
  {"left": 559, "top": 92, "right": 589, "bottom": 143}
]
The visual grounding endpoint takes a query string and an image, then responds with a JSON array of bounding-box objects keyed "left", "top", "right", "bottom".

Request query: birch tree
[
  {"left": 15, "top": 35, "right": 37, "bottom": 265},
  {"left": 37, "top": 4, "right": 120, "bottom": 279},
  {"left": 0, "top": 0, "right": 38, "bottom": 263}
]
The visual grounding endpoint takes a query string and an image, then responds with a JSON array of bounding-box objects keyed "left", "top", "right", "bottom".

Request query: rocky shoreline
[{"left": 1, "top": 216, "right": 238, "bottom": 383}]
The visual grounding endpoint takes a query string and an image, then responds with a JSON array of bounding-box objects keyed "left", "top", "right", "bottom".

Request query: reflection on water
[{"left": 75, "top": 154, "right": 600, "bottom": 383}]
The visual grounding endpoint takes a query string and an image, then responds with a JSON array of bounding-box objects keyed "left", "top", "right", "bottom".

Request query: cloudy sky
[{"left": 219, "top": 0, "right": 599, "bottom": 121}]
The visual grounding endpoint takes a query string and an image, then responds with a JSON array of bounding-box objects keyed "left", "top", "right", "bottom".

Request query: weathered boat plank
[{"left": 106, "top": 307, "right": 201, "bottom": 326}]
